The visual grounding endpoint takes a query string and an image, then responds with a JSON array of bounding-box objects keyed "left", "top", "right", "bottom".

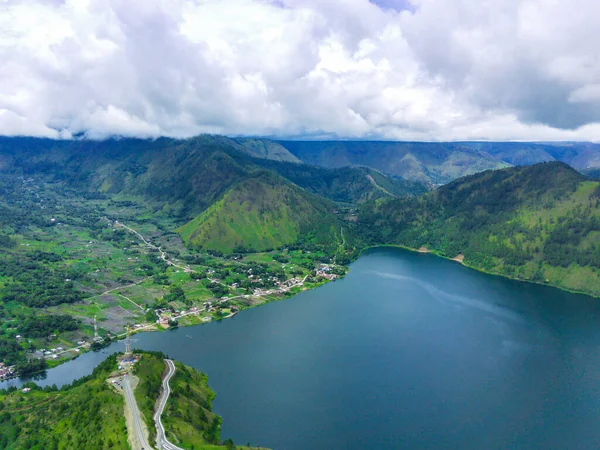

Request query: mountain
[
  {"left": 0, "top": 136, "right": 420, "bottom": 208},
  {"left": 178, "top": 171, "right": 342, "bottom": 253},
  {"left": 0, "top": 136, "right": 421, "bottom": 254},
  {"left": 253, "top": 160, "right": 430, "bottom": 203},
  {"left": 359, "top": 162, "right": 600, "bottom": 296},
  {"left": 276, "top": 141, "right": 511, "bottom": 184},
  {"left": 276, "top": 140, "right": 600, "bottom": 185},
  {"left": 475, "top": 142, "right": 600, "bottom": 169},
  {"left": 232, "top": 137, "right": 300, "bottom": 163}
]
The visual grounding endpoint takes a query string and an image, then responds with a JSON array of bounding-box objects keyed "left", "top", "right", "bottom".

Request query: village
[
  {"left": 0, "top": 209, "right": 348, "bottom": 381},
  {"left": 0, "top": 362, "right": 16, "bottom": 381}
]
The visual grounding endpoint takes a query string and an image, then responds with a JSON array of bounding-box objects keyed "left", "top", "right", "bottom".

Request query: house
[{"left": 22, "top": 388, "right": 31, "bottom": 393}]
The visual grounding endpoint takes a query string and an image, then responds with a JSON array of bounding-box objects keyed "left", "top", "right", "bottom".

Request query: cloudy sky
[{"left": 1, "top": 0, "right": 600, "bottom": 141}]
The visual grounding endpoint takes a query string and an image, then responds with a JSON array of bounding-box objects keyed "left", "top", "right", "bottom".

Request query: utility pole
[{"left": 124, "top": 323, "right": 132, "bottom": 357}]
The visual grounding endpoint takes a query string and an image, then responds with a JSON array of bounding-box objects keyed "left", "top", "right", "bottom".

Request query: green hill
[
  {"left": 253, "top": 161, "right": 430, "bottom": 203},
  {"left": 232, "top": 138, "right": 300, "bottom": 163},
  {"left": 0, "top": 136, "right": 417, "bottom": 212},
  {"left": 0, "top": 136, "right": 416, "bottom": 254},
  {"left": 0, "top": 355, "right": 127, "bottom": 449},
  {"left": 0, "top": 352, "right": 268, "bottom": 450},
  {"left": 178, "top": 171, "right": 342, "bottom": 253},
  {"left": 359, "top": 162, "right": 600, "bottom": 296}
]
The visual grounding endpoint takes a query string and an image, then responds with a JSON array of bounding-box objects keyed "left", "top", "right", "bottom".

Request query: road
[
  {"left": 113, "top": 219, "right": 192, "bottom": 273},
  {"left": 153, "top": 359, "right": 184, "bottom": 450},
  {"left": 123, "top": 374, "right": 155, "bottom": 450}
]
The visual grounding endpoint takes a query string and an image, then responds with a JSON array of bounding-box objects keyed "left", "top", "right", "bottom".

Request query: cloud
[{"left": 0, "top": 0, "right": 599, "bottom": 140}]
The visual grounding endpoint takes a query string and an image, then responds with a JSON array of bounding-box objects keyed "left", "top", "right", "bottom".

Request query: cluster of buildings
[
  {"left": 155, "top": 306, "right": 201, "bottom": 326},
  {"left": 0, "top": 362, "right": 15, "bottom": 380},
  {"left": 38, "top": 347, "right": 65, "bottom": 360},
  {"left": 315, "top": 264, "right": 339, "bottom": 281},
  {"left": 277, "top": 277, "right": 303, "bottom": 289}
]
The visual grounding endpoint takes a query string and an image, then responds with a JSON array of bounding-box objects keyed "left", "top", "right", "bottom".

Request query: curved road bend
[
  {"left": 123, "top": 374, "right": 155, "bottom": 450},
  {"left": 153, "top": 359, "right": 184, "bottom": 450}
]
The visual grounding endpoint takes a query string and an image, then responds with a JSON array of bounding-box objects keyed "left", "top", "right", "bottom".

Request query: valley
[
  {"left": 1, "top": 136, "right": 599, "bottom": 382},
  {"left": 0, "top": 172, "right": 349, "bottom": 378}
]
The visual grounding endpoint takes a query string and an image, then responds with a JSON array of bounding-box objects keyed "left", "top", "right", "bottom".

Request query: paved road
[
  {"left": 153, "top": 359, "right": 184, "bottom": 450},
  {"left": 123, "top": 374, "right": 155, "bottom": 450}
]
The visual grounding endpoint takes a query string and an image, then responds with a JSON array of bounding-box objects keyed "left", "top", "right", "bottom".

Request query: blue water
[{"left": 5, "top": 248, "right": 600, "bottom": 449}]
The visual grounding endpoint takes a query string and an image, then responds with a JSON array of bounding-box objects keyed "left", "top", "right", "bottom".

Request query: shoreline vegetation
[
  {"left": 363, "top": 244, "right": 600, "bottom": 299},
  {"left": 2, "top": 246, "right": 342, "bottom": 382},
  {"left": 359, "top": 162, "right": 600, "bottom": 299}
]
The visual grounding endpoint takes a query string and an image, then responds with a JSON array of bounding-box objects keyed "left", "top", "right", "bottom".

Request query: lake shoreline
[
  {"left": 360, "top": 244, "right": 599, "bottom": 299},
  {"left": 7, "top": 243, "right": 597, "bottom": 383},
  {"left": 3, "top": 276, "right": 340, "bottom": 383}
]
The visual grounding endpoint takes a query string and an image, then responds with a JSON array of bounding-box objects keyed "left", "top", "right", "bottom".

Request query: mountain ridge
[
  {"left": 359, "top": 162, "right": 600, "bottom": 296},
  {"left": 276, "top": 140, "right": 600, "bottom": 184}
]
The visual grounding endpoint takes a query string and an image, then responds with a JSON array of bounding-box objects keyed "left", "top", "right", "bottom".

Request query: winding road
[{"left": 153, "top": 359, "right": 184, "bottom": 450}]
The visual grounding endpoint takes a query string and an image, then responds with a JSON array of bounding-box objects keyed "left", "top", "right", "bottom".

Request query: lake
[{"left": 4, "top": 248, "right": 600, "bottom": 449}]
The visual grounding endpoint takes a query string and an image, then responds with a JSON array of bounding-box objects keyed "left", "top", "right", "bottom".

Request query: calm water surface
[{"left": 4, "top": 248, "right": 600, "bottom": 449}]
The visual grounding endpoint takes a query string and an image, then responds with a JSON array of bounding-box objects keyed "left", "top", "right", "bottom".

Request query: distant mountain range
[
  {"left": 1, "top": 135, "right": 599, "bottom": 294},
  {"left": 275, "top": 140, "right": 600, "bottom": 184},
  {"left": 0, "top": 136, "right": 422, "bottom": 255}
]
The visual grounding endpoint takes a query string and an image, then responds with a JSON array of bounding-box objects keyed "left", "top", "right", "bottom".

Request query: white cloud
[{"left": 0, "top": 0, "right": 599, "bottom": 140}]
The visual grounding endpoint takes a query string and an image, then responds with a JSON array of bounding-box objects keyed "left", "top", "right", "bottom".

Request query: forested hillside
[
  {"left": 0, "top": 136, "right": 421, "bottom": 255},
  {"left": 0, "top": 352, "right": 266, "bottom": 449},
  {"left": 0, "top": 355, "right": 128, "bottom": 449},
  {"left": 359, "top": 162, "right": 600, "bottom": 296},
  {"left": 178, "top": 171, "right": 342, "bottom": 253}
]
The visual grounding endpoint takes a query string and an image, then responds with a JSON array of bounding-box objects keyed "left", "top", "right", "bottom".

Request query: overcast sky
[{"left": 1, "top": 0, "right": 600, "bottom": 141}]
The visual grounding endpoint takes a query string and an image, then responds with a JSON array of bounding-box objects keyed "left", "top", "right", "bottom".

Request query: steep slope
[
  {"left": 253, "top": 159, "right": 430, "bottom": 203},
  {"left": 474, "top": 142, "right": 600, "bottom": 169},
  {"left": 178, "top": 171, "right": 342, "bottom": 253},
  {"left": 232, "top": 137, "right": 300, "bottom": 162},
  {"left": 0, "top": 136, "right": 418, "bottom": 256},
  {"left": 278, "top": 140, "right": 600, "bottom": 184},
  {"left": 0, "top": 136, "right": 416, "bottom": 210},
  {"left": 133, "top": 352, "right": 265, "bottom": 449},
  {"left": 0, "top": 136, "right": 252, "bottom": 217},
  {"left": 360, "top": 162, "right": 600, "bottom": 296},
  {"left": 278, "top": 140, "right": 509, "bottom": 184}
]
